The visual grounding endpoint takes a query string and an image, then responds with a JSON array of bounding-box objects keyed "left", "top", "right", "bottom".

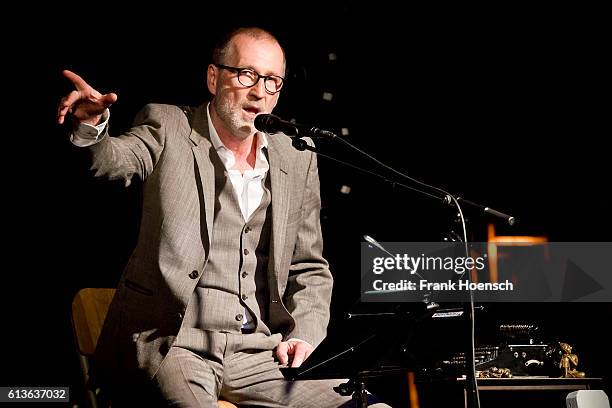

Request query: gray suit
[{"left": 91, "top": 103, "right": 342, "bottom": 404}]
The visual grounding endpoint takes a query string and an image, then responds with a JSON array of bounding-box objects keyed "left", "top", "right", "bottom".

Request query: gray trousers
[{"left": 153, "top": 331, "right": 389, "bottom": 407}]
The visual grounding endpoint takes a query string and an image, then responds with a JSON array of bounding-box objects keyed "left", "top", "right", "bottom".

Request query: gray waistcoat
[{"left": 178, "top": 149, "right": 273, "bottom": 340}]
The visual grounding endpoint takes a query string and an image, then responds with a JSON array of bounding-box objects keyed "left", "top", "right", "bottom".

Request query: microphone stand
[
  {"left": 291, "top": 138, "right": 449, "bottom": 204},
  {"left": 287, "top": 132, "right": 516, "bottom": 407},
  {"left": 292, "top": 138, "right": 515, "bottom": 226}
]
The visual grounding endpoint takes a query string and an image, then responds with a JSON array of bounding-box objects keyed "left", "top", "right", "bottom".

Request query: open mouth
[{"left": 244, "top": 106, "right": 260, "bottom": 116}]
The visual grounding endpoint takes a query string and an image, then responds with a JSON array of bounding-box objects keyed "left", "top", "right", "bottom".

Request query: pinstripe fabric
[
  {"left": 154, "top": 333, "right": 355, "bottom": 407},
  {"left": 91, "top": 103, "right": 333, "bottom": 387},
  {"left": 177, "top": 152, "right": 273, "bottom": 341}
]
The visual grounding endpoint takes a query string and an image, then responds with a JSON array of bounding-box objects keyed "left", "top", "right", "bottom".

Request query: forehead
[{"left": 226, "top": 34, "right": 285, "bottom": 76}]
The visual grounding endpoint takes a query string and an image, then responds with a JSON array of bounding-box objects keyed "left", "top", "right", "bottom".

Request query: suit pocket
[{"left": 124, "top": 279, "right": 153, "bottom": 296}]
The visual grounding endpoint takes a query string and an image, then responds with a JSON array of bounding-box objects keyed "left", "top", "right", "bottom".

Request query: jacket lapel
[
  {"left": 188, "top": 105, "right": 215, "bottom": 254},
  {"left": 267, "top": 138, "right": 290, "bottom": 279}
]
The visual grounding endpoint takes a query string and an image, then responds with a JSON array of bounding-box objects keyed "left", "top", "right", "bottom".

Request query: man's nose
[{"left": 249, "top": 79, "right": 267, "bottom": 98}]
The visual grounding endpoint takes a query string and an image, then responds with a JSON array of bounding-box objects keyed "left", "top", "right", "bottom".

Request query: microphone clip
[{"left": 291, "top": 138, "right": 318, "bottom": 152}]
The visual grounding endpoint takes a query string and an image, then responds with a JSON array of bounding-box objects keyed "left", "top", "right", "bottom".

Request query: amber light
[{"left": 486, "top": 224, "right": 548, "bottom": 283}]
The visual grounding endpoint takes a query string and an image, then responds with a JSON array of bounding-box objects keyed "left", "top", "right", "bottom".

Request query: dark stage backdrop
[{"left": 3, "top": 4, "right": 610, "bottom": 407}]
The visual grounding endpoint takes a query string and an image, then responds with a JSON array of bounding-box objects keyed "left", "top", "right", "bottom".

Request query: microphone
[{"left": 254, "top": 114, "right": 336, "bottom": 139}]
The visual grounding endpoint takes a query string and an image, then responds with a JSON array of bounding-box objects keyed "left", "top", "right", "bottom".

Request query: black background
[{"left": 3, "top": 3, "right": 610, "bottom": 407}]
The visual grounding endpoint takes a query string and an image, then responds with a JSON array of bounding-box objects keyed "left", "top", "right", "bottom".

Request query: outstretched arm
[{"left": 56, "top": 70, "right": 178, "bottom": 185}]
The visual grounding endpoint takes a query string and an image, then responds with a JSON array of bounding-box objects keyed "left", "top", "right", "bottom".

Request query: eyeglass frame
[{"left": 213, "top": 63, "right": 285, "bottom": 94}]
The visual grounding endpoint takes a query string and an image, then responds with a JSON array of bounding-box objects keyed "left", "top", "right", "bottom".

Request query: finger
[
  {"left": 303, "top": 347, "right": 313, "bottom": 362},
  {"left": 57, "top": 95, "right": 75, "bottom": 124},
  {"left": 290, "top": 345, "right": 308, "bottom": 368},
  {"left": 57, "top": 90, "right": 81, "bottom": 124},
  {"left": 58, "top": 104, "right": 74, "bottom": 124},
  {"left": 63, "top": 69, "right": 91, "bottom": 91},
  {"left": 57, "top": 97, "right": 68, "bottom": 124},
  {"left": 63, "top": 90, "right": 82, "bottom": 110},
  {"left": 275, "top": 342, "right": 289, "bottom": 365},
  {"left": 101, "top": 92, "right": 118, "bottom": 108}
]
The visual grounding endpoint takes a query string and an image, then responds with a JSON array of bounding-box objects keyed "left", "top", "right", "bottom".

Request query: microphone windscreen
[{"left": 254, "top": 114, "right": 277, "bottom": 133}]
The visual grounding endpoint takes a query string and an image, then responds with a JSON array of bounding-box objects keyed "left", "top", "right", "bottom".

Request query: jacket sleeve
[
  {"left": 86, "top": 104, "right": 178, "bottom": 186},
  {"left": 282, "top": 151, "right": 333, "bottom": 348}
]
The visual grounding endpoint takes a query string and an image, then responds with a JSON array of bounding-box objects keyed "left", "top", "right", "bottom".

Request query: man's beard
[{"left": 213, "top": 98, "right": 253, "bottom": 140}]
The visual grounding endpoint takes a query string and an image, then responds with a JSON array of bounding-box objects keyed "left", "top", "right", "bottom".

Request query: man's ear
[{"left": 206, "top": 64, "right": 217, "bottom": 95}]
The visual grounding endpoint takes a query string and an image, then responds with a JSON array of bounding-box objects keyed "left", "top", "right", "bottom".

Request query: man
[{"left": 58, "top": 27, "right": 382, "bottom": 407}]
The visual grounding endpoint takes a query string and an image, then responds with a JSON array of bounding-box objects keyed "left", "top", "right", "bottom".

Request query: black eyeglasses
[{"left": 214, "top": 63, "right": 285, "bottom": 94}]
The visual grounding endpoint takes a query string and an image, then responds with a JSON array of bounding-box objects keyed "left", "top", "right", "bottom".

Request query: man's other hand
[{"left": 275, "top": 340, "right": 314, "bottom": 368}]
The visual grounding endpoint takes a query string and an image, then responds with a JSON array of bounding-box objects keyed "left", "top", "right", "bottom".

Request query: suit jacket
[{"left": 92, "top": 103, "right": 333, "bottom": 379}]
